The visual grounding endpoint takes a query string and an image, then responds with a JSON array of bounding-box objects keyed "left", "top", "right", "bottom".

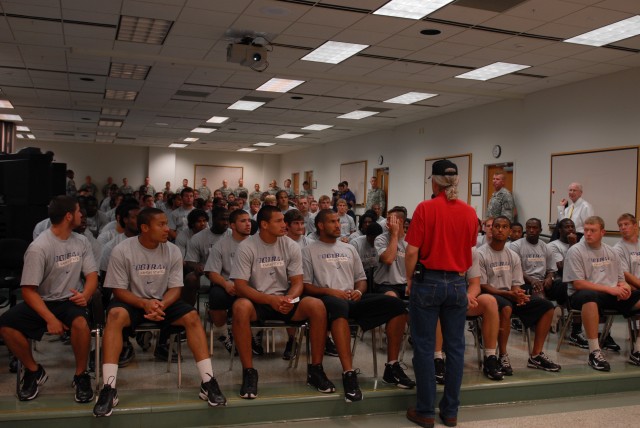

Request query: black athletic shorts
[
  {"left": 209, "top": 284, "right": 236, "bottom": 311},
  {"left": 492, "top": 294, "right": 554, "bottom": 328},
  {"left": 252, "top": 300, "right": 302, "bottom": 324},
  {"left": 320, "top": 293, "right": 407, "bottom": 331},
  {"left": 107, "top": 299, "right": 195, "bottom": 330},
  {"left": 375, "top": 283, "right": 408, "bottom": 300},
  {"left": 569, "top": 289, "right": 640, "bottom": 317},
  {"left": 0, "top": 300, "right": 88, "bottom": 340}
]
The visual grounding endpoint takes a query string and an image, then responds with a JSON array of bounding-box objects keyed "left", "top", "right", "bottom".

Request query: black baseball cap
[{"left": 430, "top": 159, "right": 458, "bottom": 177}]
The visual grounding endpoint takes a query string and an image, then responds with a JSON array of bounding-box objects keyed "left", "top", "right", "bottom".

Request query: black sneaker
[
  {"left": 527, "top": 352, "right": 561, "bottom": 372},
  {"left": 342, "top": 369, "right": 363, "bottom": 403},
  {"left": 510, "top": 318, "right": 523, "bottom": 332},
  {"left": 252, "top": 331, "right": 264, "bottom": 356},
  {"left": 307, "top": 364, "right": 336, "bottom": 393},
  {"left": 135, "top": 331, "right": 153, "bottom": 351},
  {"left": 154, "top": 343, "right": 182, "bottom": 362},
  {"left": 601, "top": 334, "right": 621, "bottom": 352},
  {"left": 72, "top": 371, "right": 94, "bottom": 403},
  {"left": 218, "top": 335, "right": 234, "bottom": 354},
  {"left": 499, "top": 354, "right": 513, "bottom": 376},
  {"left": 199, "top": 376, "right": 227, "bottom": 407},
  {"left": 118, "top": 340, "right": 135, "bottom": 367},
  {"left": 18, "top": 364, "right": 48, "bottom": 401},
  {"left": 240, "top": 368, "right": 258, "bottom": 399},
  {"left": 588, "top": 349, "right": 610, "bottom": 372},
  {"left": 9, "top": 355, "right": 17, "bottom": 374},
  {"left": 324, "top": 336, "right": 339, "bottom": 357},
  {"left": 93, "top": 382, "right": 118, "bottom": 417},
  {"left": 483, "top": 355, "right": 504, "bottom": 381},
  {"left": 282, "top": 336, "right": 296, "bottom": 361},
  {"left": 568, "top": 332, "right": 589, "bottom": 349},
  {"left": 382, "top": 361, "right": 416, "bottom": 389},
  {"left": 629, "top": 351, "right": 640, "bottom": 366},
  {"left": 434, "top": 357, "right": 445, "bottom": 384}
]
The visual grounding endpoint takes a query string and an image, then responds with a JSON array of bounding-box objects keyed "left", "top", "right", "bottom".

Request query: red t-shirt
[{"left": 405, "top": 192, "right": 478, "bottom": 272}]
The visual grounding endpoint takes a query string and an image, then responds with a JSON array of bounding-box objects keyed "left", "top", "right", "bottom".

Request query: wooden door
[
  {"left": 292, "top": 172, "right": 299, "bottom": 196},
  {"left": 485, "top": 163, "right": 514, "bottom": 217}
]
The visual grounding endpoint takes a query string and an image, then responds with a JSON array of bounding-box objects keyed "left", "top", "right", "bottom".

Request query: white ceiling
[{"left": 1, "top": 0, "right": 639, "bottom": 154}]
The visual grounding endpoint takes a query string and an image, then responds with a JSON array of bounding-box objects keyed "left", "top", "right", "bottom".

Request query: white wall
[{"left": 280, "top": 67, "right": 640, "bottom": 239}]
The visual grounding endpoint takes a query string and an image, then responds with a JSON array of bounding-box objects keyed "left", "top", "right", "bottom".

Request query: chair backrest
[{"left": 0, "top": 238, "right": 29, "bottom": 271}]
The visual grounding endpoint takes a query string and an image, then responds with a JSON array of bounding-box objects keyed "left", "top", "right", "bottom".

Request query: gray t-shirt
[
  {"left": 302, "top": 240, "right": 366, "bottom": 292},
  {"left": 230, "top": 233, "right": 303, "bottom": 296},
  {"left": 100, "top": 233, "right": 127, "bottom": 272},
  {"left": 21, "top": 229, "right": 98, "bottom": 301},
  {"left": 104, "top": 237, "right": 183, "bottom": 299},
  {"left": 509, "top": 238, "right": 556, "bottom": 281},
  {"left": 174, "top": 228, "right": 194, "bottom": 258},
  {"left": 477, "top": 244, "right": 524, "bottom": 291},
  {"left": 204, "top": 235, "right": 243, "bottom": 280},
  {"left": 614, "top": 239, "right": 640, "bottom": 277},
  {"left": 169, "top": 206, "right": 194, "bottom": 232},
  {"left": 287, "top": 234, "right": 314, "bottom": 249},
  {"left": 350, "top": 235, "right": 379, "bottom": 271},
  {"left": 563, "top": 241, "right": 624, "bottom": 295},
  {"left": 185, "top": 228, "right": 231, "bottom": 265},
  {"left": 548, "top": 240, "right": 570, "bottom": 267},
  {"left": 467, "top": 246, "right": 481, "bottom": 280},
  {"left": 373, "top": 232, "right": 407, "bottom": 285},
  {"left": 338, "top": 214, "right": 355, "bottom": 237},
  {"left": 348, "top": 230, "right": 363, "bottom": 243}
]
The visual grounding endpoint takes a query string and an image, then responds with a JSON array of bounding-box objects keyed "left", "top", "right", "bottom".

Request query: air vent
[
  {"left": 453, "top": 0, "right": 528, "bottom": 13},
  {"left": 175, "top": 90, "right": 210, "bottom": 98}
]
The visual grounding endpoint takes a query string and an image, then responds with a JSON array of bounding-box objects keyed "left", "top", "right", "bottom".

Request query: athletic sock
[
  {"left": 197, "top": 359, "right": 214, "bottom": 383},
  {"left": 588, "top": 338, "right": 600, "bottom": 353},
  {"left": 102, "top": 363, "right": 118, "bottom": 387}
]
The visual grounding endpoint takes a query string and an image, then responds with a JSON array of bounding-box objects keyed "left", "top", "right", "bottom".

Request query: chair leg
[
  {"left": 524, "top": 326, "right": 532, "bottom": 355},
  {"left": 177, "top": 335, "right": 182, "bottom": 388},
  {"left": 599, "top": 315, "right": 616, "bottom": 348},
  {"left": 370, "top": 328, "right": 378, "bottom": 379},
  {"left": 167, "top": 333, "right": 175, "bottom": 373},
  {"left": 473, "top": 319, "right": 482, "bottom": 370},
  {"left": 556, "top": 310, "right": 574, "bottom": 352},
  {"left": 94, "top": 328, "right": 102, "bottom": 394},
  {"left": 292, "top": 325, "right": 305, "bottom": 369}
]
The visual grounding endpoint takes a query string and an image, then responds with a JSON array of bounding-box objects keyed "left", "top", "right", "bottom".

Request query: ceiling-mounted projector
[{"left": 227, "top": 37, "right": 270, "bottom": 71}]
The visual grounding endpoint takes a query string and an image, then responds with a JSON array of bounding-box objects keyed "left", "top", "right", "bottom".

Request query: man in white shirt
[{"left": 557, "top": 182, "right": 594, "bottom": 235}]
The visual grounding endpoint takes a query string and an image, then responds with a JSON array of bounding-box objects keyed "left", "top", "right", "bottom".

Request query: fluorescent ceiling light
[
  {"left": 455, "top": 62, "right": 530, "bottom": 81},
  {"left": 97, "top": 131, "right": 117, "bottom": 136},
  {"left": 256, "top": 78, "right": 305, "bottom": 93},
  {"left": 384, "top": 92, "right": 438, "bottom": 104},
  {"left": 301, "top": 41, "right": 368, "bottom": 64},
  {"left": 228, "top": 100, "right": 265, "bottom": 111},
  {"left": 117, "top": 15, "right": 173, "bottom": 45},
  {"left": 95, "top": 137, "right": 114, "bottom": 143},
  {"left": 169, "top": 143, "right": 188, "bottom": 148},
  {"left": 109, "top": 62, "right": 150, "bottom": 80},
  {"left": 16, "top": 133, "right": 24, "bottom": 138},
  {"left": 98, "top": 119, "right": 123, "bottom": 127},
  {"left": 191, "top": 127, "right": 216, "bottom": 133},
  {"left": 564, "top": 15, "right": 640, "bottom": 47},
  {"left": 238, "top": 148, "right": 257, "bottom": 152},
  {"left": 302, "top": 124, "right": 333, "bottom": 131},
  {"left": 374, "top": 0, "right": 454, "bottom": 20},
  {"left": 105, "top": 89, "right": 138, "bottom": 101},
  {"left": 16, "top": 126, "right": 30, "bottom": 131},
  {"left": 0, "top": 100, "right": 14, "bottom": 108},
  {"left": 184, "top": 137, "right": 199, "bottom": 142},
  {"left": 101, "top": 107, "right": 129, "bottom": 116},
  {"left": 206, "top": 116, "right": 229, "bottom": 124},
  {"left": 253, "top": 142, "right": 275, "bottom": 147},
  {"left": 337, "top": 110, "right": 379, "bottom": 120},
  {"left": 27, "top": 134, "right": 35, "bottom": 139},
  {"left": 0, "top": 114, "right": 22, "bottom": 121},
  {"left": 276, "top": 133, "right": 304, "bottom": 139}
]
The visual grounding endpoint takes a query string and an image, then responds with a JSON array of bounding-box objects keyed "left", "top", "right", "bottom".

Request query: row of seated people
[
  {"left": 470, "top": 214, "right": 640, "bottom": 378},
  {"left": 0, "top": 197, "right": 415, "bottom": 419}
]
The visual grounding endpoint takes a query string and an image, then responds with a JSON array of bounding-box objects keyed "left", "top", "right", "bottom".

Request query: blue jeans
[{"left": 410, "top": 270, "right": 467, "bottom": 418}]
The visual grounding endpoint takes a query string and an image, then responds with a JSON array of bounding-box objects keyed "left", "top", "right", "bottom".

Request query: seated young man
[
  {"left": 434, "top": 247, "right": 503, "bottom": 383},
  {"left": 478, "top": 216, "right": 561, "bottom": 375},
  {"left": 205, "top": 209, "right": 252, "bottom": 353},
  {"left": 229, "top": 205, "right": 332, "bottom": 399},
  {"left": 94, "top": 208, "right": 226, "bottom": 417},
  {"left": 0, "top": 196, "right": 98, "bottom": 402},
  {"left": 374, "top": 206, "right": 409, "bottom": 299},
  {"left": 302, "top": 209, "right": 414, "bottom": 402},
  {"left": 564, "top": 216, "right": 640, "bottom": 371}
]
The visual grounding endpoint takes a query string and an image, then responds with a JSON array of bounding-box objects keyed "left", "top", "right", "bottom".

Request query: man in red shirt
[{"left": 405, "top": 159, "right": 478, "bottom": 428}]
